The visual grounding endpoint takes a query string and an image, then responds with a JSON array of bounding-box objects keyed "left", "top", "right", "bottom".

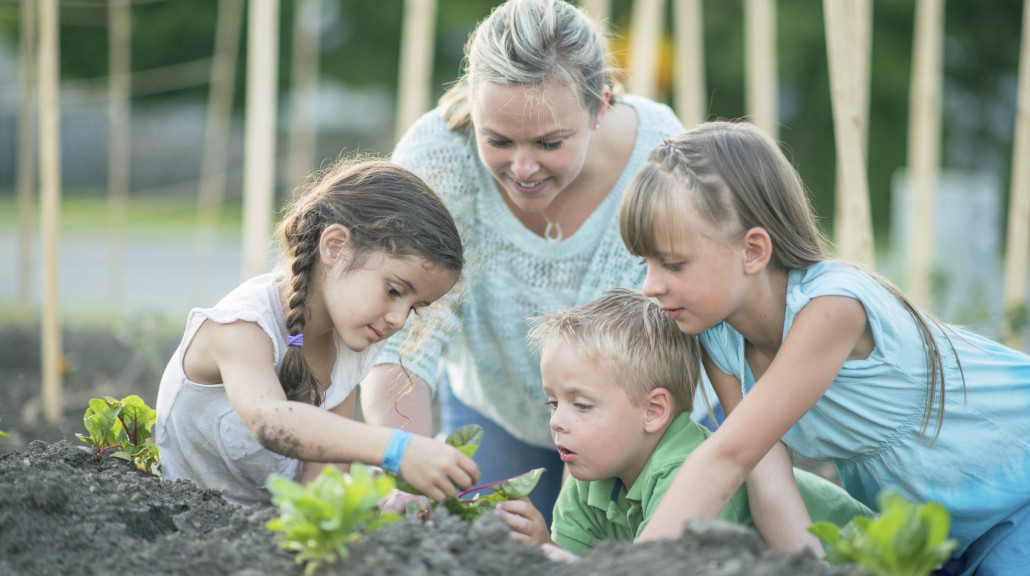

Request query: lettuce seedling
[
  {"left": 75, "top": 394, "right": 159, "bottom": 473},
  {"left": 396, "top": 424, "right": 545, "bottom": 521},
  {"left": 809, "top": 490, "right": 957, "bottom": 576},
  {"left": 266, "top": 464, "right": 401, "bottom": 575}
]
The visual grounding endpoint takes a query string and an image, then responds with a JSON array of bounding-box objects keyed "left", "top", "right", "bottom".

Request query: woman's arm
[
  {"left": 212, "top": 321, "right": 477, "bottom": 500},
  {"left": 359, "top": 364, "right": 433, "bottom": 436},
  {"left": 637, "top": 296, "right": 868, "bottom": 542}
]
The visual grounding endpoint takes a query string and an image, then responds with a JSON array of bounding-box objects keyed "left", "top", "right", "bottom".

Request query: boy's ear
[
  {"left": 319, "top": 223, "right": 352, "bottom": 265},
  {"left": 643, "top": 388, "right": 674, "bottom": 434},
  {"left": 741, "top": 226, "right": 773, "bottom": 274}
]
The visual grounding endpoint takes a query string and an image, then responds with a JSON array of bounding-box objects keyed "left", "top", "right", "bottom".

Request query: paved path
[{"left": 1, "top": 228, "right": 249, "bottom": 322}]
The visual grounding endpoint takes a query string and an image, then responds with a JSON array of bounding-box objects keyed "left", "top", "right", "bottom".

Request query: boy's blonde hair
[{"left": 527, "top": 287, "right": 701, "bottom": 412}]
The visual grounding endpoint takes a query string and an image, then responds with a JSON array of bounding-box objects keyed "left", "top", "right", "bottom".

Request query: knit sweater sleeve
[{"left": 374, "top": 110, "right": 477, "bottom": 389}]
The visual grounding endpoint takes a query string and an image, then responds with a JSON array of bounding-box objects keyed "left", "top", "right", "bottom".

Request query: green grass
[{"left": 0, "top": 192, "right": 243, "bottom": 238}]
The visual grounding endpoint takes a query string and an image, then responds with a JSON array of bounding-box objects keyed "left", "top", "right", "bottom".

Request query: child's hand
[
  {"left": 379, "top": 489, "right": 429, "bottom": 514},
  {"left": 494, "top": 497, "right": 552, "bottom": 546},
  {"left": 541, "top": 543, "right": 579, "bottom": 563},
  {"left": 399, "top": 434, "right": 479, "bottom": 501}
]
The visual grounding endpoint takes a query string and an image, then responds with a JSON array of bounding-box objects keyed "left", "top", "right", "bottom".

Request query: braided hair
[{"left": 274, "top": 158, "right": 463, "bottom": 405}]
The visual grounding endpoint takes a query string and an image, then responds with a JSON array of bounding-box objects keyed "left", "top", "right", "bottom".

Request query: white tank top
[{"left": 154, "top": 273, "right": 383, "bottom": 505}]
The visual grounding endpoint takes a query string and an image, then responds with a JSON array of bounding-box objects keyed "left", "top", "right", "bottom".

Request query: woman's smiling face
[{"left": 470, "top": 79, "right": 598, "bottom": 215}]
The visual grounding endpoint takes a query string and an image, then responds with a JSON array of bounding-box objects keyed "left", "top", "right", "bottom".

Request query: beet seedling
[
  {"left": 395, "top": 424, "right": 545, "bottom": 521},
  {"left": 266, "top": 464, "right": 401, "bottom": 575},
  {"left": 809, "top": 490, "right": 957, "bottom": 576},
  {"left": 75, "top": 395, "right": 159, "bottom": 473}
]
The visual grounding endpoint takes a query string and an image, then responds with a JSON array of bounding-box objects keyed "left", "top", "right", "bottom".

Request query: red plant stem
[
  {"left": 120, "top": 413, "right": 138, "bottom": 446},
  {"left": 458, "top": 479, "right": 506, "bottom": 499}
]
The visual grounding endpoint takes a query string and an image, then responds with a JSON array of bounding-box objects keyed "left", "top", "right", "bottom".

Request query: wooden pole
[
  {"left": 17, "top": 0, "right": 37, "bottom": 325},
  {"left": 824, "top": 0, "right": 874, "bottom": 265},
  {"left": 673, "top": 0, "right": 705, "bottom": 128},
  {"left": 193, "top": 0, "right": 243, "bottom": 304},
  {"left": 39, "top": 0, "right": 63, "bottom": 425},
  {"left": 287, "top": 0, "right": 321, "bottom": 188},
  {"left": 905, "top": 0, "right": 944, "bottom": 310},
  {"left": 1003, "top": 0, "right": 1030, "bottom": 348},
  {"left": 242, "top": 0, "right": 281, "bottom": 279},
  {"left": 628, "top": 0, "right": 664, "bottom": 100},
  {"left": 833, "top": 0, "right": 872, "bottom": 257},
  {"left": 745, "top": 0, "right": 778, "bottom": 139},
  {"left": 394, "top": 0, "right": 437, "bottom": 143},
  {"left": 107, "top": 0, "right": 131, "bottom": 317}
]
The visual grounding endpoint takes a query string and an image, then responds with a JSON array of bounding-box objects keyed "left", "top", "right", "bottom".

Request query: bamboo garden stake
[
  {"left": 673, "top": 0, "right": 705, "bottom": 128},
  {"left": 628, "top": 0, "right": 663, "bottom": 100},
  {"left": 39, "top": 0, "right": 63, "bottom": 425},
  {"left": 745, "top": 0, "right": 778, "bottom": 140},
  {"left": 1003, "top": 0, "right": 1030, "bottom": 348},
  {"left": 17, "top": 0, "right": 36, "bottom": 326},
  {"left": 242, "top": 0, "right": 280, "bottom": 279},
  {"left": 824, "top": 0, "right": 875, "bottom": 265},
  {"left": 395, "top": 0, "right": 437, "bottom": 143},
  {"left": 906, "top": 0, "right": 945, "bottom": 310}
]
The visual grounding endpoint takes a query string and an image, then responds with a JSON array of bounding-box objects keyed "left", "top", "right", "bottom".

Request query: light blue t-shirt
[
  {"left": 700, "top": 260, "right": 1030, "bottom": 565},
  {"left": 377, "top": 95, "right": 686, "bottom": 448}
]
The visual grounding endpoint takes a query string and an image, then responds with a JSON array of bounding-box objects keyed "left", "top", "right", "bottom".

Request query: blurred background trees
[{"left": 1, "top": 0, "right": 1022, "bottom": 237}]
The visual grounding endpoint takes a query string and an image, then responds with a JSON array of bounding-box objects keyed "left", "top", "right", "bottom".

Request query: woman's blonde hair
[
  {"left": 620, "top": 120, "right": 961, "bottom": 442},
  {"left": 527, "top": 287, "right": 702, "bottom": 413},
  {"left": 439, "top": 0, "right": 617, "bottom": 132}
]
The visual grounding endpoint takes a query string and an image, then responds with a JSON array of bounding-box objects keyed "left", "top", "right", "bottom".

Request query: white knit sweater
[{"left": 378, "top": 94, "right": 685, "bottom": 448}]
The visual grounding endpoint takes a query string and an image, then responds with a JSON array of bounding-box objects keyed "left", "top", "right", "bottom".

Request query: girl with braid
[{"left": 155, "top": 158, "right": 479, "bottom": 506}]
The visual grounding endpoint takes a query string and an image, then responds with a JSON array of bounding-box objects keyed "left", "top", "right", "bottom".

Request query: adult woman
[{"left": 361, "top": 0, "right": 690, "bottom": 525}]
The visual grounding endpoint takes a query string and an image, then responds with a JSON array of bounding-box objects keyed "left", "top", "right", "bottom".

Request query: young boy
[{"left": 494, "top": 288, "right": 872, "bottom": 557}]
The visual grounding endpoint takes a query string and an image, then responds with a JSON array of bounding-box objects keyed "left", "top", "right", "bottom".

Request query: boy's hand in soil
[
  {"left": 541, "top": 543, "right": 579, "bottom": 563},
  {"left": 380, "top": 489, "right": 429, "bottom": 513},
  {"left": 399, "top": 435, "right": 479, "bottom": 501},
  {"left": 494, "top": 497, "right": 553, "bottom": 546}
]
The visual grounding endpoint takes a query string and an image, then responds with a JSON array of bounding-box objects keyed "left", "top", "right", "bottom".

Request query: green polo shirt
[{"left": 551, "top": 412, "right": 873, "bottom": 554}]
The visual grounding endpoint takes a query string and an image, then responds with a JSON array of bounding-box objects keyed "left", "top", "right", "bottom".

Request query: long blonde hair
[
  {"left": 620, "top": 121, "right": 962, "bottom": 441},
  {"left": 439, "top": 0, "right": 617, "bottom": 132}
]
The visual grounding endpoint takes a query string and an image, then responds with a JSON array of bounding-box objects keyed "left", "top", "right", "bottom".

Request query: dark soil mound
[
  {"left": 0, "top": 325, "right": 865, "bottom": 575},
  {"left": 0, "top": 441, "right": 865, "bottom": 576}
]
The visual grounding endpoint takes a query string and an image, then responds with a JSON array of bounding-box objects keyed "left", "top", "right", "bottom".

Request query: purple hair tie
[{"left": 286, "top": 334, "right": 304, "bottom": 347}]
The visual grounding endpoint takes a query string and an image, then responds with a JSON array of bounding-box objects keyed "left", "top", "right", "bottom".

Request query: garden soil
[{"left": 0, "top": 325, "right": 865, "bottom": 576}]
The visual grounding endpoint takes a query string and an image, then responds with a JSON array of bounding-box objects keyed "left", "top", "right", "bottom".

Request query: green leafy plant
[
  {"left": 266, "top": 464, "right": 401, "bottom": 575},
  {"left": 396, "top": 424, "right": 545, "bottom": 521},
  {"left": 75, "top": 395, "right": 159, "bottom": 473},
  {"left": 809, "top": 490, "right": 958, "bottom": 576},
  {"left": 0, "top": 418, "right": 9, "bottom": 438}
]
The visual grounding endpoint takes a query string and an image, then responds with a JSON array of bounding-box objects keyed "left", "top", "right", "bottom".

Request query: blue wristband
[{"left": 381, "top": 430, "right": 413, "bottom": 475}]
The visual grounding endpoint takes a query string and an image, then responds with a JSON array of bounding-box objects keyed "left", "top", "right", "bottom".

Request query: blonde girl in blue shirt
[{"left": 619, "top": 121, "right": 1030, "bottom": 575}]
